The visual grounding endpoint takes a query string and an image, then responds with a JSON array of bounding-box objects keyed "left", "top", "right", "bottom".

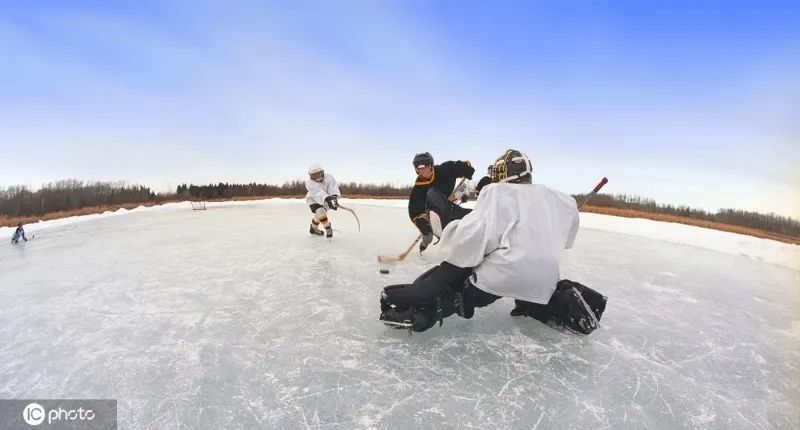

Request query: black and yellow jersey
[{"left": 408, "top": 160, "right": 474, "bottom": 228}]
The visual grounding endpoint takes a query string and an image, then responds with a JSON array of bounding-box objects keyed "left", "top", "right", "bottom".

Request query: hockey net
[{"left": 190, "top": 201, "right": 207, "bottom": 210}]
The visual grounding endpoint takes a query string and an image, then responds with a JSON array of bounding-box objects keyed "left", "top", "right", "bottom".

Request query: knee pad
[
  {"left": 380, "top": 291, "right": 393, "bottom": 313},
  {"left": 555, "top": 280, "right": 607, "bottom": 322},
  {"left": 313, "top": 207, "right": 328, "bottom": 223},
  {"left": 381, "top": 284, "right": 410, "bottom": 306},
  {"left": 548, "top": 280, "right": 607, "bottom": 334},
  {"left": 381, "top": 286, "right": 449, "bottom": 332},
  {"left": 408, "top": 306, "right": 437, "bottom": 332},
  {"left": 380, "top": 301, "right": 438, "bottom": 332}
]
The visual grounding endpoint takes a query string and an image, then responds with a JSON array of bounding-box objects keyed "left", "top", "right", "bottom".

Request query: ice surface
[{"left": 1, "top": 199, "right": 798, "bottom": 429}]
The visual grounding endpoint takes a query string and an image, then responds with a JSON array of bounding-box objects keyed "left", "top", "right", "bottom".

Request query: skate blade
[
  {"left": 381, "top": 320, "right": 412, "bottom": 328},
  {"left": 380, "top": 319, "right": 413, "bottom": 335}
]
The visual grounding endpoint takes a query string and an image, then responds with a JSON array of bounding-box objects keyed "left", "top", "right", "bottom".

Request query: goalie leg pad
[{"left": 511, "top": 280, "right": 607, "bottom": 335}]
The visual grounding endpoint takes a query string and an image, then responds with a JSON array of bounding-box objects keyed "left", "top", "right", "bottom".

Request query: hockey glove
[
  {"left": 413, "top": 214, "right": 433, "bottom": 236},
  {"left": 325, "top": 195, "right": 339, "bottom": 210},
  {"left": 419, "top": 232, "right": 434, "bottom": 252},
  {"left": 465, "top": 164, "right": 475, "bottom": 180}
]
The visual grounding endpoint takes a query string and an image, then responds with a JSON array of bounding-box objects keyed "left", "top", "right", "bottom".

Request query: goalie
[{"left": 380, "top": 149, "right": 607, "bottom": 334}]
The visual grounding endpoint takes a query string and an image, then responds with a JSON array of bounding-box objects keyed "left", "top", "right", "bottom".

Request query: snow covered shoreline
[{"left": 3, "top": 198, "right": 798, "bottom": 271}]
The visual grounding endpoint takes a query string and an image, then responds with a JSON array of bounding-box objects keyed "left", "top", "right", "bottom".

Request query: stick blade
[{"left": 377, "top": 255, "right": 402, "bottom": 264}]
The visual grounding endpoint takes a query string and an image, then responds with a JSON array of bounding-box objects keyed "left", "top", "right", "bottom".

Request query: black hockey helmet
[
  {"left": 412, "top": 152, "right": 434, "bottom": 168},
  {"left": 492, "top": 149, "right": 532, "bottom": 183}
]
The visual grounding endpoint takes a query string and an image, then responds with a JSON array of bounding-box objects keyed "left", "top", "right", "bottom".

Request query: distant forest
[
  {"left": 1, "top": 180, "right": 798, "bottom": 239},
  {"left": 573, "top": 192, "right": 800, "bottom": 238},
  {"left": 0, "top": 180, "right": 164, "bottom": 218},
  {"left": 175, "top": 181, "right": 411, "bottom": 199}
]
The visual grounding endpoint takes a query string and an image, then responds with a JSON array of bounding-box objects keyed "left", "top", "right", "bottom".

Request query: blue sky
[{"left": 0, "top": 0, "right": 798, "bottom": 218}]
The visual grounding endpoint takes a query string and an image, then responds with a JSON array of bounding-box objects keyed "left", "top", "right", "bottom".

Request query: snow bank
[
  {"left": 0, "top": 199, "right": 298, "bottom": 239},
  {"left": 580, "top": 212, "right": 799, "bottom": 271},
  {"left": 2, "top": 198, "right": 797, "bottom": 271}
]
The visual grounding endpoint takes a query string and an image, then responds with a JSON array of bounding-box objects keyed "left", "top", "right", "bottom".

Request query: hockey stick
[
  {"left": 337, "top": 204, "right": 361, "bottom": 231},
  {"left": 378, "top": 235, "right": 422, "bottom": 264},
  {"left": 377, "top": 177, "right": 468, "bottom": 264},
  {"left": 578, "top": 177, "right": 608, "bottom": 209}
]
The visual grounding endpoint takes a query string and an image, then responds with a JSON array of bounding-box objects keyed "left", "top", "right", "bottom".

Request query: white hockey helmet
[{"left": 308, "top": 164, "right": 324, "bottom": 181}]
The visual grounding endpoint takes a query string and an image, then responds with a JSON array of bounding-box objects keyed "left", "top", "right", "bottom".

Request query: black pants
[
  {"left": 383, "top": 262, "right": 470, "bottom": 308},
  {"left": 382, "top": 262, "right": 501, "bottom": 331},
  {"left": 426, "top": 188, "right": 471, "bottom": 231},
  {"left": 381, "top": 188, "right": 486, "bottom": 332}
]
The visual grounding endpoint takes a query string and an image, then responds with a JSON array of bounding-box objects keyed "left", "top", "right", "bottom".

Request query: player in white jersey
[{"left": 305, "top": 164, "right": 341, "bottom": 238}]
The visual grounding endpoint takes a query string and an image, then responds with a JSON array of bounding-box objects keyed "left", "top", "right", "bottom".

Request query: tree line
[
  {"left": 573, "top": 192, "right": 800, "bottom": 238},
  {"left": 1, "top": 179, "right": 797, "bottom": 239},
  {"left": 176, "top": 181, "right": 411, "bottom": 199},
  {"left": 0, "top": 180, "right": 161, "bottom": 218}
]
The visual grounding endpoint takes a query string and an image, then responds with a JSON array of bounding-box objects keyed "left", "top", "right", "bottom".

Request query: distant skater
[{"left": 11, "top": 222, "right": 28, "bottom": 244}]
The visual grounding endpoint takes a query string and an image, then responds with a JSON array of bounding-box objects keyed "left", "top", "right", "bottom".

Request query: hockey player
[
  {"left": 408, "top": 152, "right": 475, "bottom": 252},
  {"left": 475, "top": 165, "right": 493, "bottom": 197},
  {"left": 380, "top": 149, "right": 607, "bottom": 334},
  {"left": 11, "top": 222, "right": 28, "bottom": 244},
  {"left": 305, "top": 164, "right": 341, "bottom": 238}
]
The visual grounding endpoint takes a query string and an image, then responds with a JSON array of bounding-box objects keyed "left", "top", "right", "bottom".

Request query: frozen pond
[{"left": 1, "top": 199, "right": 798, "bottom": 429}]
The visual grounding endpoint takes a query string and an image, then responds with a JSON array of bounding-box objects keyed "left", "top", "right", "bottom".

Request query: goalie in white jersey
[
  {"left": 305, "top": 164, "right": 341, "bottom": 238},
  {"left": 380, "top": 149, "right": 607, "bottom": 334}
]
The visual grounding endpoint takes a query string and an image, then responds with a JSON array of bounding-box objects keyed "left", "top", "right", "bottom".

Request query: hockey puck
[{"left": 379, "top": 269, "right": 390, "bottom": 274}]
